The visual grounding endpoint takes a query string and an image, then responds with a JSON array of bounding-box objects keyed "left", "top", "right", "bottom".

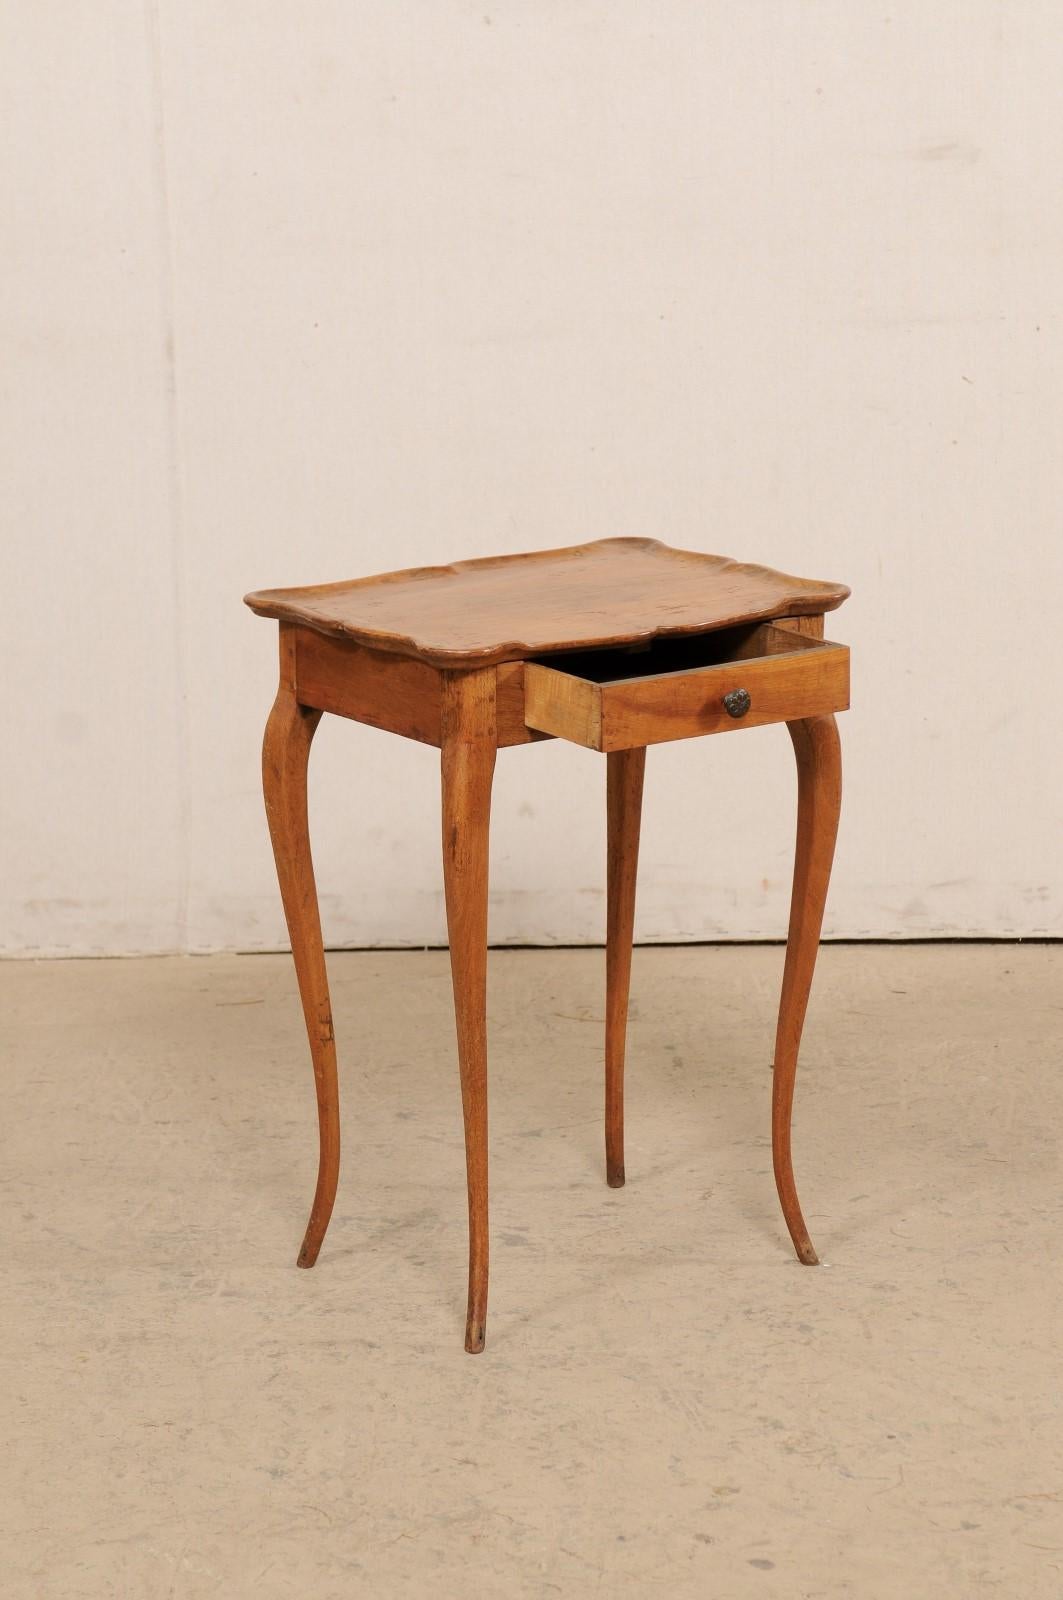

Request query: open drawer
[{"left": 522, "top": 623, "right": 849, "bottom": 752}]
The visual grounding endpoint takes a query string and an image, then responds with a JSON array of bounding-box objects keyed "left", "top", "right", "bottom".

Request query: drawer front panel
[{"left": 524, "top": 634, "right": 849, "bottom": 752}]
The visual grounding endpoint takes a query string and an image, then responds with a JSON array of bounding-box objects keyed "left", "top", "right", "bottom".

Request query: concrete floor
[{"left": 2, "top": 946, "right": 1061, "bottom": 1598}]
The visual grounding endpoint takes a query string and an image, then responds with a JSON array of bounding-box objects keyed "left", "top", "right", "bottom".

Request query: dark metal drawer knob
[{"left": 723, "top": 687, "right": 751, "bottom": 719}]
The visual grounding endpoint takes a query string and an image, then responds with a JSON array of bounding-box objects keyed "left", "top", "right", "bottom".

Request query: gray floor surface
[{"left": 2, "top": 946, "right": 1061, "bottom": 1598}]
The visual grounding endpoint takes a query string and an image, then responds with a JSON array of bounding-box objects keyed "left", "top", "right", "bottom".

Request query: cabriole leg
[
  {"left": 773, "top": 714, "right": 842, "bottom": 1265},
  {"left": 262, "top": 646, "right": 340, "bottom": 1271},
  {"left": 441, "top": 669, "right": 497, "bottom": 1353}
]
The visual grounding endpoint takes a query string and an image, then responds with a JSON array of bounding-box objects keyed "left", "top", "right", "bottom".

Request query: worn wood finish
[
  {"left": 772, "top": 714, "right": 843, "bottom": 1266},
  {"left": 440, "top": 669, "right": 497, "bottom": 1353},
  {"left": 727, "top": 621, "right": 823, "bottom": 657},
  {"left": 605, "top": 747, "right": 646, "bottom": 1188},
  {"left": 775, "top": 614, "right": 825, "bottom": 640},
  {"left": 495, "top": 660, "right": 551, "bottom": 748},
  {"left": 291, "top": 634, "right": 551, "bottom": 750},
  {"left": 524, "top": 626, "right": 849, "bottom": 752},
  {"left": 524, "top": 661, "right": 604, "bottom": 748},
  {"left": 261, "top": 631, "right": 339, "bottom": 1271},
  {"left": 294, "top": 627, "right": 442, "bottom": 745},
  {"left": 251, "top": 544, "right": 851, "bottom": 1353},
  {"left": 245, "top": 538, "right": 849, "bottom": 668}
]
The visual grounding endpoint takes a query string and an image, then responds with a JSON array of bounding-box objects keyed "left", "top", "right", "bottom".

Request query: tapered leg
[
  {"left": 605, "top": 747, "right": 646, "bottom": 1188},
  {"left": 262, "top": 666, "right": 339, "bottom": 1270},
  {"left": 441, "top": 669, "right": 497, "bottom": 1353},
  {"left": 773, "top": 714, "right": 842, "bottom": 1266}
]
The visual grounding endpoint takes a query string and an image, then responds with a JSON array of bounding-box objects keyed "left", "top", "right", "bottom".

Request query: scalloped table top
[{"left": 244, "top": 537, "right": 850, "bottom": 668}]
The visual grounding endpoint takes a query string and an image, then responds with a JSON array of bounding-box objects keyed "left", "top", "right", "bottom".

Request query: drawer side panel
[
  {"left": 523, "top": 663, "right": 603, "bottom": 749},
  {"left": 294, "top": 627, "right": 443, "bottom": 745}
]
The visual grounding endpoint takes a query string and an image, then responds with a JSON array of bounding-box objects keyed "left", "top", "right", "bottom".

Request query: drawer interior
[
  {"left": 522, "top": 621, "right": 847, "bottom": 751},
  {"left": 529, "top": 621, "right": 822, "bottom": 685}
]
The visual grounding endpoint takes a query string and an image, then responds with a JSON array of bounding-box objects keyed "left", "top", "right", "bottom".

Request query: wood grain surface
[
  {"left": 605, "top": 747, "right": 646, "bottom": 1189},
  {"left": 523, "top": 625, "right": 849, "bottom": 752},
  {"left": 261, "top": 629, "right": 340, "bottom": 1273},
  {"left": 252, "top": 550, "right": 851, "bottom": 1352},
  {"left": 440, "top": 669, "right": 497, "bottom": 1353},
  {"left": 772, "top": 714, "right": 843, "bottom": 1266},
  {"left": 245, "top": 538, "right": 849, "bottom": 668}
]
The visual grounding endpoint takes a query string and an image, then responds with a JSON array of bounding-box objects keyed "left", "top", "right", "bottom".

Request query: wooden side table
[{"left": 246, "top": 537, "right": 850, "bottom": 1353}]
